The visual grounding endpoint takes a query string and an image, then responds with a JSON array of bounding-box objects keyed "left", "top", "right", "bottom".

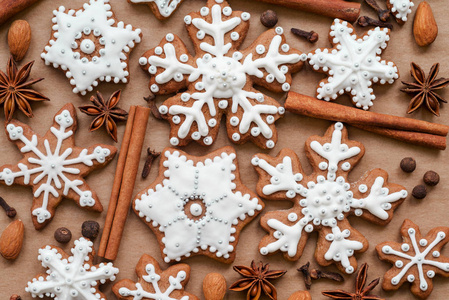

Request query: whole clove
[
  {"left": 0, "top": 197, "right": 16, "bottom": 218},
  {"left": 358, "top": 16, "right": 393, "bottom": 29},
  {"left": 142, "top": 148, "right": 161, "bottom": 179},
  {"left": 298, "top": 262, "right": 344, "bottom": 290},
  {"left": 291, "top": 28, "right": 319, "bottom": 43},
  {"left": 364, "top": 0, "right": 390, "bottom": 22},
  {"left": 144, "top": 94, "right": 161, "bottom": 120}
]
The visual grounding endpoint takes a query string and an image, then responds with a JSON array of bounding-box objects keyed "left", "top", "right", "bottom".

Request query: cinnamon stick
[
  {"left": 253, "top": 0, "right": 361, "bottom": 23},
  {"left": 98, "top": 106, "right": 150, "bottom": 260},
  {"left": 0, "top": 0, "right": 42, "bottom": 25},
  {"left": 285, "top": 92, "right": 449, "bottom": 150}
]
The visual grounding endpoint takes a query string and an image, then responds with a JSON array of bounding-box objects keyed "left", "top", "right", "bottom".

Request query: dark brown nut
[
  {"left": 412, "top": 185, "right": 427, "bottom": 199},
  {"left": 423, "top": 171, "right": 440, "bottom": 186},
  {"left": 54, "top": 227, "right": 72, "bottom": 244},
  {"left": 400, "top": 157, "right": 416, "bottom": 173},
  {"left": 260, "top": 10, "right": 278, "bottom": 28},
  {"left": 10, "top": 295, "right": 22, "bottom": 300},
  {"left": 82, "top": 220, "right": 100, "bottom": 240}
]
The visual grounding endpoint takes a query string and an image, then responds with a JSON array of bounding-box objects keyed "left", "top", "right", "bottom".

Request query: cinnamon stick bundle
[
  {"left": 253, "top": 0, "right": 361, "bottom": 23},
  {"left": 0, "top": 0, "right": 42, "bottom": 25},
  {"left": 98, "top": 106, "right": 150, "bottom": 261},
  {"left": 285, "top": 92, "right": 449, "bottom": 150}
]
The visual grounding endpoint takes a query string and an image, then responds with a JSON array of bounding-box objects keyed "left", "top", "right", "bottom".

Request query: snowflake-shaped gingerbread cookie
[
  {"left": 252, "top": 122, "right": 407, "bottom": 274},
  {"left": 387, "top": 0, "right": 414, "bottom": 24},
  {"left": 376, "top": 219, "right": 449, "bottom": 299},
  {"left": 133, "top": 146, "right": 264, "bottom": 263},
  {"left": 0, "top": 104, "right": 116, "bottom": 229},
  {"left": 139, "top": 0, "right": 304, "bottom": 149},
  {"left": 26, "top": 237, "right": 119, "bottom": 300},
  {"left": 41, "top": 0, "right": 142, "bottom": 95},
  {"left": 128, "top": 0, "right": 185, "bottom": 20},
  {"left": 113, "top": 254, "right": 199, "bottom": 300},
  {"left": 308, "top": 19, "right": 399, "bottom": 110}
]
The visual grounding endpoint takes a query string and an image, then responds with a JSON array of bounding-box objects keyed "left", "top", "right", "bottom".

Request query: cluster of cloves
[
  {"left": 358, "top": 0, "right": 393, "bottom": 29},
  {"left": 298, "top": 262, "right": 344, "bottom": 290}
]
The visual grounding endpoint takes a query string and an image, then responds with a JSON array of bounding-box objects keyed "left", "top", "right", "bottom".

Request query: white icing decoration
[
  {"left": 25, "top": 238, "right": 119, "bottom": 300},
  {"left": 41, "top": 0, "right": 142, "bottom": 95},
  {"left": 0, "top": 109, "right": 113, "bottom": 224},
  {"left": 253, "top": 122, "right": 407, "bottom": 273},
  {"left": 130, "top": 0, "right": 183, "bottom": 18},
  {"left": 134, "top": 150, "right": 263, "bottom": 262},
  {"left": 118, "top": 263, "right": 189, "bottom": 300},
  {"left": 143, "top": 0, "right": 302, "bottom": 147},
  {"left": 382, "top": 226, "right": 449, "bottom": 292},
  {"left": 308, "top": 19, "right": 398, "bottom": 110},
  {"left": 389, "top": 0, "right": 414, "bottom": 22}
]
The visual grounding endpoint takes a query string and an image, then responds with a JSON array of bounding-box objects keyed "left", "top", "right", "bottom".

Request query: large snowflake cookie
[
  {"left": 387, "top": 0, "right": 414, "bottom": 24},
  {"left": 113, "top": 254, "right": 199, "bottom": 300},
  {"left": 0, "top": 104, "right": 116, "bottom": 230},
  {"left": 26, "top": 237, "right": 119, "bottom": 300},
  {"left": 41, "top": 0, "right": 142, "bottom": 95},
  {"left": 252, "top": 122, "right": 407, "bottom": 274},
  {"left": 308, "top": 19, "right": 399, "bottom": 110},
  {"left": 133, "top": 146, "right": 264, "bottom": 263},
  {"left": 128, "top": 0, "right": 185, "bottom": 20},
  {"left": 139, "top": 0, "right": 305, "bottom": 149},
  {"left": 376, "top": 219, "right": 449, "bottom": 299}
]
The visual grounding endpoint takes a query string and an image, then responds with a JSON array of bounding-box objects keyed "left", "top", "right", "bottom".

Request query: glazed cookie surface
[
  {"left": 252, "top": 122, "right": 407, "bottom": 274},
  {"left": 139, "top": 0, "right": 305, "bottom": 149},
  {"left": 128, "top": 0, "right": 185, "bottom": 20}
]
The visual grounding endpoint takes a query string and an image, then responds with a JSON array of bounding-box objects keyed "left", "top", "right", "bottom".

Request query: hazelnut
[
  {"left": 423, "top": 171, "right": 439, "bottom": 186},
  {"left": 400, "top": 157, "right": 416, "bottom": 173},
  {"left": 82, "top": 220, "right": 100, "bottom": 240},
  {"left": 412, "top": 185, "right": 427, "bottom": 199},
  {"left": 260, "top": 10, "right": 278, "bottom": 28},
  {"left": 54, "top": 227, "right": 72, "bottom": 244}
]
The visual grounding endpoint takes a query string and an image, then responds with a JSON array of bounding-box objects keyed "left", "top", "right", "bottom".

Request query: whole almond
[
  {"left": 288, "top": 291, "right": 312, "bottom": 300},
  {"left": 203, "top": 272, "right": 226, "bottom": 300},
  {"left": 413, "top": 1, "right": 438, "bottom": 47},
  {"left": 8, "top": 20, "right": 31, "bottom": 61},
  {"left": 0, "top": 219, "right": 24, "bottom": 260}
]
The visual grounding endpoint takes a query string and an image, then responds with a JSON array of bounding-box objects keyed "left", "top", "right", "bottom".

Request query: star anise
[
  {"left": 79, "top": 90, "right": 128, "bottom": 142},
  {"left": 401, "top": 62, "right": 449, "bottom": 116},
  {"left": 0, "top": 56, "right": 49, "bottom": 122},
  {"left": 322, "top": 263, "right": 384, "bottom": 300},
  {"left": 229, "top": 260, "right": 287, "bottom": 300}
]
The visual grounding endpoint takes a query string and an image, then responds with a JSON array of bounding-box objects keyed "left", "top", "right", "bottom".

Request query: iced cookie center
[
  {"left": 202, "top": 56, "right": 246, "bottom": 98},
  {"left": 300, "top": 176, "right": 352, "bottom": 227},
  {"left": 182, "top": 194, "right": 207, "bottom": 221}
]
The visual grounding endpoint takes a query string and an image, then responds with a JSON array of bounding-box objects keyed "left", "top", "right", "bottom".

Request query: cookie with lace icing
[
  {"left": 252, "top": 122, "right": 407, "bottom": 274},
  {"left": 308, "top": 19, "right": 399, "bottom": 110},
  {"left": 0, "top": 104, "right": 116, "bottom": 229},
  {"left": 139, "top": 0, "right": 305, "bottom": 149},
  {"left": 387, "top": 0, "right": 414, "bottom": 24},
  {"left": 133, "top": 146, "right": 264, "bottom": 263},
  {"left": 41, "top": 0, "right": 142, "bottom": 95},
  {"left": 127, "top": 0, "right": 185, "bottom": 20},
  {"left": 113, "top": 254, "right": 199, "bottom": 300},
  {"left": 376, "top": 219, "right": 449, "bottom": 299}
]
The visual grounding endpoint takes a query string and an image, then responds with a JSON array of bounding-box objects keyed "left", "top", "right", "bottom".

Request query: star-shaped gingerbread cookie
[
  {"left": 127, "top": 0, "right": 186, "bottom": 20},
  {"left": 113, "top": 254, "right": 199, "bottom": 300},
  {"left": 376, "top": 219, "right": 449, "bottom": 299},
  {"left": 0, "top": 103, "right": 116, "bottom": 229}
]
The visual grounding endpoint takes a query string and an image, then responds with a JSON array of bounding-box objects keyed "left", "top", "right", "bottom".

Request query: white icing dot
[
  {"left": 203, "top": 136, "right": 213, "bottom": 145},
  {"left": 184, "top": 15, "right": 192, "bottom": 24},
  {"left": 230, "top": 32, "right": 239, "bottom": 41},
  {"left": 166, "top": 33, "right": 174, "bottom": 42},
  {"left": 223, "top": 7, "right": 232, "bottom": 16},
  {"left": 170, "top": 137, "right": 179, "bottom": 146},
  {"left": 241, "top": 12, "right": 250, "bottom": 21},
  {"left": 230, "top": 117, "right": 239, "bottom": 126},
  {"left": 282, "top": 83, "right": 291, "bottom": 91},
  {"left": 180, "top": 54, "right": 189, "bottom": 62},
  {"left": 218, "top": 100, "right": 228, "bottom": 109},
  {"left": 256, "top": 45, "right": 265, "bottom": 55},
  {"left": 200, "top": 7, "right": 209, "bottom": 16},
  {"left": 139, "top": 57, "right": 148, "bottom": 65},
  {"left": 275, "top": 27, "right": 284, "bottom": 35},
  {"left": 266, "top": 140, "right": 275, "bottom": 149},
  {"left": 159, "top": 105, "right": 168, "bottom": 114},
  {"left": 208, "top": 119, "right": 217, "bottom": 127},
  {"left": 190, "top": 203, "right": 203, "bottom": 216},
  {"left": 232, "top": 133, "right": 240, "bottom": 141},
  {"left": 358, "top": 184, "right": 368, "bottom": 193},
  {"left": 288, "top": 213, "right": 298, "bottom": 222},
  {"left": 150, "top": 84, "right": 159, "bottom": 93}
]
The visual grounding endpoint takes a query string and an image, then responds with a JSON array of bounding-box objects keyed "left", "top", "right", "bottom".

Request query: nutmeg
[
  {"left": 412, "top": 185, "right": 427, "bottom": 199},
  {"left": 400, "top": 157, "right": 416, "bottom": 173},
  {"left": 423, "top": 171, "right": 439, "bottom": 186},
  {"left": 260, "top": 10, "right": 278, "bottom": 28}
]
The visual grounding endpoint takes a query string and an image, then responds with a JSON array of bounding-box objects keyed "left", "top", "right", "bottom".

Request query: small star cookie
[{"left": 0, "top": 103, "right": 116, "bottom": 229}]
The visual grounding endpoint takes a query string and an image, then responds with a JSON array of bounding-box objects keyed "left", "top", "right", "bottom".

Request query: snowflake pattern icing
[
  {"left": 308, "top": 19, "right": 399, "bottom": 110},
  {"left": 133, "top": 147, "right": 264, "bottom": 263},
  {"left": 114, "top": 254, "right": 198, "bottom": 300},
  {"left": 26, "top": 237, "right": 119, "bottom": 300},
  {"left": 377, "top": 219, "right": 449, "bottom": 299},
  {"left": 389, "top": 0, "right": 414, "bottom": 23},
  {"left": 41, "top": 0, "right": 142, "bottom": 95},
  {"left": 252, "top": 122, "right": 407, "bottom": 274},
  {"left": 129, "top": 0, "right": 184, "bottom": 19},
  {"left": 0, "top": 104, "right": 116, "bottom": 229},
  {"left": 138, "top": 0, "right": 304, "bottom": 149}
]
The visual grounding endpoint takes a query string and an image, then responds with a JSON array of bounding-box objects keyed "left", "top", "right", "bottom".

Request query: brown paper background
[{"left": 0, "top": 0, "right": 448, "bottom": 299}]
